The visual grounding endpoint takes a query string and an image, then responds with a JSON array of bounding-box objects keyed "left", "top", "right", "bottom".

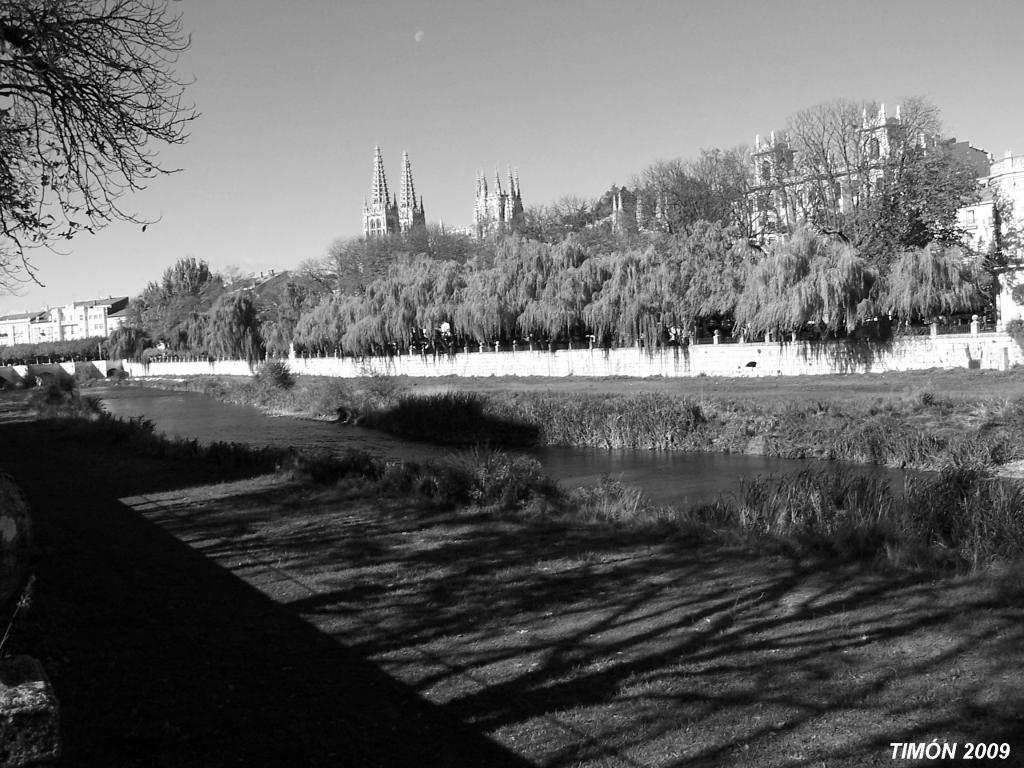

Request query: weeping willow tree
[
  {"left": 881, "top": 243, "right": 983, "bottom": 325},
  {"left": 682, "top": 222, "right": 755, "bottom": 321},
  {"left": 455, "top": 237, "right": 552, "bottom": 343},
  {"left": 292, "top": 255, "right": 466, "bottom": 355},
  {"left": 391, "top": 255, "right": 463, "bottom": 342},
  {"left": 518, "top": 251, "right": 611, "bottom": 341},
  {"left": 583, "top": 245, "right": 690, "bottom": 349},
  {"left": 293, "top": 293, "right": 364, "bottom": 354},
  {"left": 734, "top": 227, "right": 876, "bottom": 338},
  {"left": 204, "top": 292, "right": 264, "bottom": 363},
  {"left": 107, "top": 326, "right": 150, "bottom": 359}
]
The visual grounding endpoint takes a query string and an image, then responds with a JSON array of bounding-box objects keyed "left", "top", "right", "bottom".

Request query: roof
[
  {"left": 72, "top": 296, "right": 129, "bottom": 309},
  {"left": 0, "top": 311, "right": 48, "bottom": 323}
]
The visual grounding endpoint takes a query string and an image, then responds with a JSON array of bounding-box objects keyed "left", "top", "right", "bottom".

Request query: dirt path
[{"left": 3, "top": 402, "right": 1024, "bottom": 766}]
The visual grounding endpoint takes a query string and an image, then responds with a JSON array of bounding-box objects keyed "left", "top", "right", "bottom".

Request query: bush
[
  {"left": 26, "top": 385, "right": 104, "bottom": 419},
  {"left": 254, "top": 360, "right": 296, "bottom": 390},
  {"left": 1007, "top": 318, "right": 1024, "bottom": 353}
]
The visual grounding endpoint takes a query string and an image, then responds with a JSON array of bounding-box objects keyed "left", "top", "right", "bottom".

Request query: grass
[
  {"left": 122, "top": 370, "right": 399, "bottom": 421},
  {"left": 571, "top": 464, "right": 1024, "bottom": 573},
  {"left": 41, "top": 397, "right": 1024, "bottom": 573},
  {"left": 109, "top": 464, "right": 1024, "bottom": 768},
  {"left": 123, "top": 368, "right": 1024, "bottom": 473},
  {"left": 5, "top": 389, "right": 1024, "bottom": 765}
]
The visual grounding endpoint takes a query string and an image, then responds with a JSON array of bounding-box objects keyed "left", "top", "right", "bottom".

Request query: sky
[{"left": 4, "top": 0, "right": 1024, "bottom": 314}]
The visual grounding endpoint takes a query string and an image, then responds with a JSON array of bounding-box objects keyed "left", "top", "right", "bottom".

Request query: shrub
[
  {"left": 254, "top": 360, "right": 296, "bottom": 390},
  {"left": 1007, "top": 318, "right": 1024, "bottom": 353},
  {"left": 286, "top": 449, "right": 384, "bottom": 485}
]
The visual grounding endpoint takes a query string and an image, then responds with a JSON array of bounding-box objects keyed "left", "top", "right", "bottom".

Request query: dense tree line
[
  {"left": 286, "top": 225, "right": 984, "bottom": 356},
  {"left": 96, "top": 96, "right": 994, "bottom": 361},
  {"left": 0, "top": 336, "right": 108, "bottom": 365},
  {"left": 101, "top": 223, "right": 988, "bottom": 361}
]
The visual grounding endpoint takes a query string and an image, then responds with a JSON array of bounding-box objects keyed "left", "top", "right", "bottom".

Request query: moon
[{"left": 414, "top": 30, "right": 424, "bottom": 43}]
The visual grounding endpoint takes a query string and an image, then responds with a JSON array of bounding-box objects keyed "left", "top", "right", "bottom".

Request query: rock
[
  {"left": 0, "top": 656, "right": 60, "bottom": 767},
  {"left": 0, "top": 474, "right": 32, "bottom": 610}
]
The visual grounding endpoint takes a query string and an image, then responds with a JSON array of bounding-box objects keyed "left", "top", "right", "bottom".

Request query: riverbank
[
  {"left": 2, "top": 400, "right": 1023, "bottom": 766},
  {"left": 124, "top": 367, "right": 1024, "bottom": 473}
]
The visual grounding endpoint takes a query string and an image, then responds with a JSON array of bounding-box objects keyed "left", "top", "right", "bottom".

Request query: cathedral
[
  {"left": 362, "top": 147, "right": 524, "bottom": 240},
  {"left": 362, "top": 146, "right": 425, "bottom": 237},
  {"left": 474, "top": 168, "right": 524, "bottom": 238}
]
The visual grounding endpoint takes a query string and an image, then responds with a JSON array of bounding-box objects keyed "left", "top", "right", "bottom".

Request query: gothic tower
[
  {"left": 362, "top": 146, "right": 399, "bottom": 238},
  {"left": 610, "top": 187, "right": 625, "bottom": 234},
  {"left": 474, "top": 165, "right": 523, "bottom": 239},
  {"left": 398, "top": 151, "right": 426, "bottom": 233}
]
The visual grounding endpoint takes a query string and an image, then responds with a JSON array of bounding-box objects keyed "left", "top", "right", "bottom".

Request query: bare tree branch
[{"left": 0, "top": 0, "right": 196, "bottom": 291}]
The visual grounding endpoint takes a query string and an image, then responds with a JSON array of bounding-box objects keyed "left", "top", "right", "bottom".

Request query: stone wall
[
  {"left": 281, "top": 332, "right": 1023, "bottom": 379},
  {"left": 7, "top": 333, "right": 1015, "bottom": 383},
  {"left": 122, "top": 359, "right": 253, "bottom": 379}
]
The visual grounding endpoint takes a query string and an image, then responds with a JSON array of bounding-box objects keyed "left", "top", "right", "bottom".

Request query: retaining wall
[
  {"left": 122, "top": 359, "right": 253, "bottom": 378},
  {"left": 20, "top": 334, "right": 1017, "bottom": 382},
  {"left": 280, "top": 333, "right": 1024, "bottom": 379}
]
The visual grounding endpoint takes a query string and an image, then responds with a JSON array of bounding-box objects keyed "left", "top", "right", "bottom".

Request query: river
[{"left": 96, "top": 386, "right": 909, "bottom": 507}]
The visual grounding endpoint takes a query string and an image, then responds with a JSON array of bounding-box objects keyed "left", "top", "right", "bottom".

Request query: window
[
  {"left": 869, "top": 137, "right": 880, "bottom": 159},
  {"left": 761, "top": 161, "right": 772, "bottom": 183},
  {"left": 965, "top": 210, "right": 976, "bottom": 225}
]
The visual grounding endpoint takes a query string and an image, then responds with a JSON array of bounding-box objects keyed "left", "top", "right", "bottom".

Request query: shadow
[
  {"left": 797, "top": 338, "right": 894, "bottom": 374},
  {"left": 0, "top": 415, "right": 533, "bottom": 768},
  {"left": 5, "top": 398, "right": 1024, "bottom": 767},
  {"left": 126, "top": 478, "right": 1024, "bottom": 768},
  {"left": 360, "top": 393, "right": 540, "bottom": 449}
]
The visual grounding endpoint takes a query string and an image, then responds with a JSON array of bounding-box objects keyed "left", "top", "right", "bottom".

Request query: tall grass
[
  {"left": 486, "top": 390, "right": 1024, "bottom": 471},
  {"left": 126, "top": 374, "right": 1024, "bottom": 472},
  {"left": 36, "top": 397, "right": 1024, "bottom": 572},
  {"left": 574, "top": 466, "right": 1024, "bottom": 572}
]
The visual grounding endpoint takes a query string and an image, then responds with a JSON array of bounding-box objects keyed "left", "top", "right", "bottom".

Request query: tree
[
  {"left": 204, "top": 291, "right": 263, "bottom": 363},
  {"left": 107, "top": 325, "right": 149, "bottom": 359},
  {"left": 0, "top": 0, "right": 195, "bottom": 288},
  {"left": 880, "top": 244, "right": 982, "bottom": 326},
  {"left": 128, "top": 256, "right": 224, "bottom": 348},
  {"left": 758, "top": 98, "right": 976, "bottom": 266},
  {"left": 850, "top": 141, "right": 980, "bottom": 272},
  {"left": 733, "top": 227, "right": 875, "bottom": 338},
  {"left": 327, "top": 236, "right": 399, "bottom": 295},
  {"left": 636, "top": 148, "right": 751, "bottom": 234}
]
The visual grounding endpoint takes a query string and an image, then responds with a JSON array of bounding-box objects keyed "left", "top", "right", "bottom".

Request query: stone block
[{"left": 0, "top": 656, "right": 60, "bottom": 767}]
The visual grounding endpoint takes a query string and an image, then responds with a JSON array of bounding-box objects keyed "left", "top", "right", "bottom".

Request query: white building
[{"left": 0, "top": 296, "right": 129, "bottom": 348}]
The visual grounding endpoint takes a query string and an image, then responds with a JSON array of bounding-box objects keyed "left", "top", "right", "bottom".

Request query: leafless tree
[{"left": 0, "top": 0, "right": 196, "bottom": 289}]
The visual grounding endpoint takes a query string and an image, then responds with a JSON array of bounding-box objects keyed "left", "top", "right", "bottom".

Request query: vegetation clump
[{"left": 253, "top": 360, "right": 297, "bottom": 391}]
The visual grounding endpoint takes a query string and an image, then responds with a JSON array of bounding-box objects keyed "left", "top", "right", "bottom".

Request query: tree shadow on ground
[
  {"left": 137, "top": 478, "right": 1024, "bottom": 768},
  {"left": 0, "top": 417, "right": 533, "bottom": 768}
]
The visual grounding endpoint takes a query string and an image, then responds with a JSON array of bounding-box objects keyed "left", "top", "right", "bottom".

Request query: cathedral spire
[
  {"left": 370, "top": 145, "right": 389, "bottom": 205},
  {"left": 399, "top": 151, "right": 416, "bottom": 211},
  {"left": 397, "top": 151, "right": 425, "bottom": 233}
]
